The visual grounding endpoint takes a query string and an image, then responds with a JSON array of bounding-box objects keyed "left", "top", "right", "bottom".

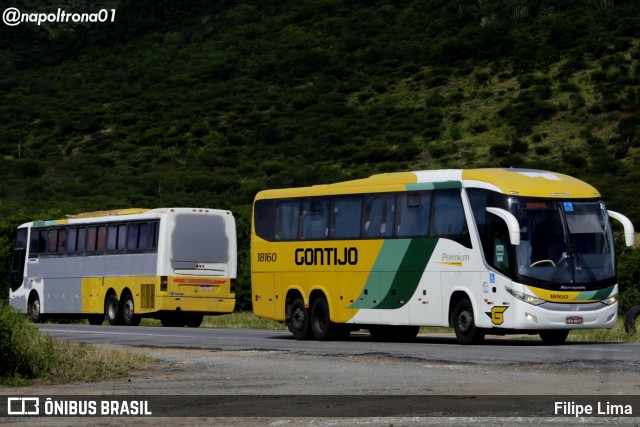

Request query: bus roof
[
  {"left": 20, "top": 207, "right": 232, "bottom": 228},
  {"left": 66, "top": 208, "right": 149, "bottom": 219},
  {"left": 255, "top": 168, "right": 602, "bottom": 199}
]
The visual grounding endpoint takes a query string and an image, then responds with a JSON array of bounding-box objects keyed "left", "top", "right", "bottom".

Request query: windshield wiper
[
  {"left": 569, "top": 243, "right": 597, "bottom": 283},
  {"left": 546, "top": 252, "right": 570, "bottom": 289}
]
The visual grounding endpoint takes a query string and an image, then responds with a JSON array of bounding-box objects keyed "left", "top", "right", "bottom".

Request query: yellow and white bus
[
  {"left": 7, "top": 208, "right": 237, "bottom": 327},
  {"left": 251, "top": 169, "right": 635, "bottom": 344}
]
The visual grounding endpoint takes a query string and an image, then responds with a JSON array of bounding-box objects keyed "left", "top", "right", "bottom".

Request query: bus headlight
[
  {"left": 601, "top": 294, "right": 618, "bottom": 305},
  {"left": 506, "top": 287, "right": 545, "bottom": 306}
]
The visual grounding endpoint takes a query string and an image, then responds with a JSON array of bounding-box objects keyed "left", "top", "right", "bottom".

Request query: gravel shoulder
[{"left": 2, "top": 346, "right": 640, "bottom": 426}]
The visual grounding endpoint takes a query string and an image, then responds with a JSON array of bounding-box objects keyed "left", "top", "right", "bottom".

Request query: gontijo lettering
[{"left": 295, "top": 247, "right": 358, "bottom": 265}]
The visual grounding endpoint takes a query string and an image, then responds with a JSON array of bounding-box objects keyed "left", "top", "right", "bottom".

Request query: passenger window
[
  {"left": 76, "top": 228, "right": 86, "bottom": 253},
  {"left": 87, "top": 226, "right": 98, "bottom": 252},
  {"left": 432, "top": 190, "right": 471, "bottom": 247},
  {"left": 107, "top": 225, "right": 118, "bottom": 252},
  {"left": 396, "top": 192, "right": 430, "bottom": 237},
  {"left": 127, "top": 223, "right": 139, "bottom": 250},
  {"left": 68, "top": 228, "right": 78, "bottom": 253},
  {"left": 301, "top": 199, "right": 329, "bottom": 239},
  {"left": 47, "top": 230, "right": 58, "bottom": 253},
  {"left": 57, "top": 229, "right": 67, "bottom": 253},
  {"left": 331, "top": 196, "right": 362, "bottom": 239},
  {"left": 363, "top": 195, "right": 395, "bottom": 238},
  {"left": 96, "top": 226, "right": 106, "bottom": 252},
  {"left": 39, "top": 230, "right": 48, "bottom": 253},
  {"left": 148, "top": 222, "right": 158, "bottom": 249},
  {"left": 275, "top": 201, "right": 300, "bottom": 240}
]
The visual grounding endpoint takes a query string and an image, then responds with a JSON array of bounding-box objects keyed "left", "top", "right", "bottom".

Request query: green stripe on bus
[
  {"left": 375, "top": 238, "right": 437, "bottom": 309},
  {"left": 406, "top": 182, "right": 461, "bottom": 191},
  {"left": 350, "top": 240, "right": 410, "bottom": 309},
  {"left": 350, "top": 238, "right": 437, "bottom": 310},
  {"left": 577, "top": 286, "right": 614, "bottom": 301}
]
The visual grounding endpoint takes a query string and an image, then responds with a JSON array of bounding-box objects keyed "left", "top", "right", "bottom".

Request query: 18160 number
[{"left": 257, "top": 252, "right": 277, "bottom": 262}]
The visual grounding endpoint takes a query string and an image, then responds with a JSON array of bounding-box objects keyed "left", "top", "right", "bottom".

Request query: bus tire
[
  {"left": 452, "top": 298, "right": 485, "bottom": 345},
  {"left": 310, "top": 297, "right": 333, "bottom": 341},
  {"left": 624, "top": 305, "right": 640, "bottom": 335},
  {"left": 105, "top": 293, "right": 122, "bottom": 325},
  {"left": 369, "top": 325, "right": 418, "bottom": 342},
  {"left": 289, "top": 298, "right": 310, "bottom": 340},
  {"left": 185, "top": 314, "right": 203, "bottom": 328},
  {"left": 88, "top": 314, "right": 104, "bottom": 325},
  {"left": 28, "top": 293, "right": 44, "bottom": 323},
  {"left": 161, "top": 316, "right": 186, "bottom": 327},
  {"left": 539, "top": 330, "right": 569, "bottom": 345},
  {"left": 121, "top": 293, "right": 141, "bottom": 326}
]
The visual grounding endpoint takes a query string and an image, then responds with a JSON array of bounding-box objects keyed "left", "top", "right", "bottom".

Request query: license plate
[{"left": 566, "top": 316, "right": 583, "bottom": 325}]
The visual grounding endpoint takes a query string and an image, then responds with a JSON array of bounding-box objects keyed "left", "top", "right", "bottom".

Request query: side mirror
[
  {"left": 608, "top": 210, "right": 635, "bottom": 247},
  {"left": 486, "top": 207, "right": 520, "bottom": 246}
]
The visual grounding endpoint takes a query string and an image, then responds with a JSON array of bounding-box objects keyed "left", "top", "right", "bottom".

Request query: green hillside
[{"left": 1, "top": 0, "right": 640, "bottom": 309}]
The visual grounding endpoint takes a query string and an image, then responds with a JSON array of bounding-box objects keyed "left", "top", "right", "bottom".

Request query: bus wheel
[
  {"left": 105, "top": 293, "right": 122, "bottom": 325},
  {"left": 398, "top": 326, "right": 420, "bottom": 341},
  {"left": 539, "top": 330, "right": 569, "bottom": 345},
  {"left": 310, "top": 297, "right": 333, "bottom": 340},
  {"left": 289, "top": 298, "right": 310, "bottom": 340},
  {"left": 624, "top": 305, "right": 640, "bottom": 335},
  {"left": 369, "top": 325, "right": 418, "bottom": 342},
  {"left": 452, "top": 298, "right": 485, "bottom": 345},
  {"left": 185, "top": 314, "right": 203, "bottom": 328},
  {"left": 369, "top": 326, "right": 390, "bottom": 341},
  {"left": 121, "top": 293, "right": 141, "bottom": 326},
  {"left": 161, "top": 316, "right": 186, "bottom": 327},
  {"left": 28, "top": 293, "right": 43, "bottom": 323},
  {"left": 88, "top": 315, "right": 104, "bottom": 325}
]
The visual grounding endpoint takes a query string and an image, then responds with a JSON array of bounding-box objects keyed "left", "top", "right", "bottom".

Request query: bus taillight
[
  {"left": 160, "top": 276, "right": 168, "bottom": 292},
  {"left": 230, "top": 279, "right": 236, "bottom": 294}
]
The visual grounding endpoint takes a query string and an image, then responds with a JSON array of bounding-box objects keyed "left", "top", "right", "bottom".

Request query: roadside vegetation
[{"left": 0, "top": 305, "right": 153, "bottom": 386}]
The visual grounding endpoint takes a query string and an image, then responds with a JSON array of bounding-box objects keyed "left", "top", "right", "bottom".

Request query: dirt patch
[{"left": 2, "top": 347, "right": 639, "bottom": 425}]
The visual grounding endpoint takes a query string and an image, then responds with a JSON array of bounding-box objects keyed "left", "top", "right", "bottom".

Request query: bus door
[{"left": 8, "top": 228, "right": 28, "bottom": 292}]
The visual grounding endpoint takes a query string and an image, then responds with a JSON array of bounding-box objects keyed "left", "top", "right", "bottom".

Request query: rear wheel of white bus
[
  {"left": 121, "top": 292, "right": 141, "bottom": 326},
  {"left": 105, "top": 293, "right": 122, "bottom": 326}
]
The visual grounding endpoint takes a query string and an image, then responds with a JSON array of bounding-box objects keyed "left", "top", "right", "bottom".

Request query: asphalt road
[{"left": 35, "top": 324, "right": 640, "bottom": 369}]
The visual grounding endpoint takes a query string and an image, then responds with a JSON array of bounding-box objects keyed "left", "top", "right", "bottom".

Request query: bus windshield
[{"left": 510, "top": 199, "right": 615, "bottom": 288}]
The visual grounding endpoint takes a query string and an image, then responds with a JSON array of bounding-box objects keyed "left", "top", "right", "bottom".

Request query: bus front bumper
[{"left": 503, "top": 299, "right": 618, "bottom": 330}]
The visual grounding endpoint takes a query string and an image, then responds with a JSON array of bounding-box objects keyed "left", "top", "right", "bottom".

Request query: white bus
[
  {"left": 251, "top": 169, "right": 635, "bottom": 344},
  {"left": 7, "top": 208, "right": 237, "bottom": 327}
]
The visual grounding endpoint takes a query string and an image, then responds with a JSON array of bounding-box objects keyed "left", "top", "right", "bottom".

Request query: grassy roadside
[{"left": 0, "top": 306, "right": 153, "bottom": 387}]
